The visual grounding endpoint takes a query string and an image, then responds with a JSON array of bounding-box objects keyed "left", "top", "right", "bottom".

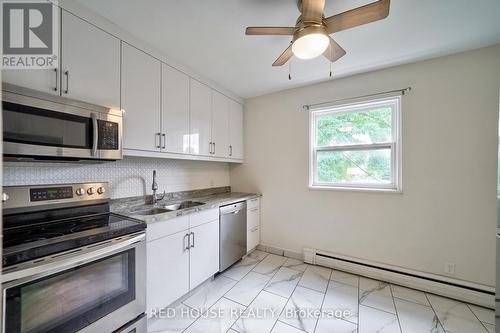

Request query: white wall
[
  {"left": 230, "top": 45, "right": 500, "bottom": 287},
  {"left": 5, "top": 157, "right": 230, "bottom": 199}
]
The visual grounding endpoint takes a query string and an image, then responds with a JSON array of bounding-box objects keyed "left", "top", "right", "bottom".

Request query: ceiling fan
[{"left": 245, "top": 0, "right": 390, "bottom": 67}]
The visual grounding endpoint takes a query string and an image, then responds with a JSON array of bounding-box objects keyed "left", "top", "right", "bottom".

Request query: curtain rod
[{"left": 302, "top": 87, "right": 412, "bottom": 111}]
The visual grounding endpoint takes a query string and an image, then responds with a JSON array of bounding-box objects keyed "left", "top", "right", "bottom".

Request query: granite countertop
[{"left": 113, "top": 191, "right": 261, "bottom": 224}]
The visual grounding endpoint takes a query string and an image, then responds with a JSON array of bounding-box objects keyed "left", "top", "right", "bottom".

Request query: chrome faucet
[{"left": 152, "top": 170, "right": 166, "bottom": 205}]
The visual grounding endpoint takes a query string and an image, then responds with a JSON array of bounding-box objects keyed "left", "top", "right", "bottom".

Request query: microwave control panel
[{"left": 97, "top": 120, "right": 119, "bottom": 150}]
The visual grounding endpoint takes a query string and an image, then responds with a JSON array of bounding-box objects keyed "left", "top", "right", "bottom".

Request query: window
[{"left": 309, "top": 95, "right": 401, "bottom": 191}]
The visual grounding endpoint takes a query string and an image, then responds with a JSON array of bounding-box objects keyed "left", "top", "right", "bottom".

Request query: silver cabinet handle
[
  {"left": 209, "top": 142, "right": 214, "bottom": 154},
  {"left": 161, "top": 133, "right": 166, "bottom": 149},
  {"left": 91, "top": 113, "right": 98, "bottom": 157},
  {"left": 64, "top": 70, "right": 69, "bottom": 94},
  {"left": 53, "top": 68, "right": 58, "bottom": 92},
  {"left": 251, "top": 227, "right": 259, "bottom": 232},
  {"left": 190, "top": 232, "right": 195, "bottom": 248},
  {"left": 229, "top": 145, "right": 233, "bottom": 157},
  {"left": 184, "top": 233, "right": 190, "bottom": 251},
  {"left": 155, "top": 133, "right": 161, "bottom": 149},
  {"left": 250, "top": 208, "right": 259, "bottom": 212}
]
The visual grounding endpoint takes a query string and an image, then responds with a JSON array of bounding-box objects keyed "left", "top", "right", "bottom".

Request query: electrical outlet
[{"left": 444, "top": 262, "right": 456, "bottom": 275}]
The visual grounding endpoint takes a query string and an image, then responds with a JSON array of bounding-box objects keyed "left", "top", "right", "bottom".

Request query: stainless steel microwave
[{"left": 2, "top": 83, "right": 123, "bottom": 161}]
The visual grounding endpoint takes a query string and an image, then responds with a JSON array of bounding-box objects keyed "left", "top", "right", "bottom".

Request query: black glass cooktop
[{"left": 2, "top": 204, "right": 145, "bottom": 267}]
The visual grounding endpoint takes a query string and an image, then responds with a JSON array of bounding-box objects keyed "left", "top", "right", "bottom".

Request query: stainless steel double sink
[{"left": 130, "top": 201, "right": 205, "bottom": 216}]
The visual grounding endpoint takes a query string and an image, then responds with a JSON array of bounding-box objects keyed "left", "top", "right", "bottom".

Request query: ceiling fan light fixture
[{"left": 291, "top": 25, "right": 329, "bottom": 60}]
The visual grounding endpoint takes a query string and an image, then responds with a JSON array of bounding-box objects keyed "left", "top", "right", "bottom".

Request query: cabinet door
[
  {"left": 61, "top": 11, "right": 120, "bottom": 109},
  {"left": 211, "top": 91, "right": 230, "bottom": 158},
  {"left": 147, "top": 231, "right": 190, "bottom": 315},
  {"left": 247, "top": 207, "right": 260, "bottom": 231},
  {"left": 121, "top": 43, "right": 161, "bottom": 151},
  {"left": 229, "top": 100, "right": 244, "bottom": 159},
  {"left": 247, "top": 226, "right": 260, "bottom": 253},
  {"left": 189, "top": 220, "right": 219, "bottom": 289},
  {"left": 2, "top": 4, "right": 60, "bottom": 95},
  {"left": 190, "top": 79, "right": 212, "bottom": 156},
  {"left": 162, "top": 64, "right": 190, "bottom": 154},
  {"left": 2, "top": 68, "right": 59, "bottom": 95}
]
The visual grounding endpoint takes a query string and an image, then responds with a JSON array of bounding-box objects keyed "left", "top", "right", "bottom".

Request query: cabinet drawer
[
  {"left": 189, "top": 208, "right": 219, "bottom": 228},
  {"left": 146, "top": 216, "right": 189, "bottom": 242},
  {"left": 247, "top": 226, "right": 260, "bottom": 253},
  {"left": 247, "top": 207, "right": 260, "bottom": 230},
  {"left": 247, "top": 197, "right": 260, "bottom": 210}
]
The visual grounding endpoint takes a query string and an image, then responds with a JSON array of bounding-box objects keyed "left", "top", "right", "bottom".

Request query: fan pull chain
[
  {"left": 329, "top": 61, "right": 332, "bottom": 78},
  {"left": 288, "top": 60, "right": 292, "bottom": 80}
]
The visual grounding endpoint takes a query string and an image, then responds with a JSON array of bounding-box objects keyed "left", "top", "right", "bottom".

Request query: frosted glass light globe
[{"left": 292, "top": 33, "right": 329, "bottom": 59}]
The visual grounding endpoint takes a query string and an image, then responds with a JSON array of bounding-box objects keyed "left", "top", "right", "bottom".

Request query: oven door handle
[
  {"left": 2, "top": 233, "right": 145, "bottom": 285},
  {"left": 91, "top": 113, "right": 98, "bottom": 157}
]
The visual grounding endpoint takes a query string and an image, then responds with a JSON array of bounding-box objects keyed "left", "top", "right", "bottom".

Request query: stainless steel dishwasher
[{"left": 219, "top": 201, "right": 247, "bottom": 272}]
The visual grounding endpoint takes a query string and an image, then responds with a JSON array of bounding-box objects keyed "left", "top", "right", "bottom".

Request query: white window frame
[{"left": 308, "top": 95, "right": 402, "bottom": 192}]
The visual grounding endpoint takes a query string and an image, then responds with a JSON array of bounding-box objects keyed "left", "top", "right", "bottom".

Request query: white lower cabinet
[
  {"left": 247, "top": 226, "right": 260, "bottom": 252},
  {"left": 146, "top": 209, "right": 220, "bottom": 315},
  {"left": 189, "top": 220, "right": 220, "bottom": 288},
  {"left": 246, "top": 198, "right": 261, "bottom": 252},
  {"left": 147, "top": 231, "right": 190, "bottom": 314}
]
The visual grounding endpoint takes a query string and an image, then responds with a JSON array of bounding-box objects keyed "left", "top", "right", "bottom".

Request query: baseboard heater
[{"left": 303, "top": 248, "right": 495, "bottom": 309}]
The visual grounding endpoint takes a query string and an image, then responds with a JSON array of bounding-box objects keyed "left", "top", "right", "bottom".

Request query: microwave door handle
[{"left": 91, "top": 113, "right": 98, "bottom": 157}]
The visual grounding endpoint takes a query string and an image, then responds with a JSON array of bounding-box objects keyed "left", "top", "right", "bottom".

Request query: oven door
[
  {"left": 2, "top": 233, "right": 145, "bottom": 333},
  {"left": 2, "top": 87, "right": 122, "bottom": 161}
]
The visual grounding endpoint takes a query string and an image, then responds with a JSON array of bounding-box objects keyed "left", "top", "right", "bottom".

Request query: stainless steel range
[{"left": 2, "top": 183, "right": 146, "bottom": 333}]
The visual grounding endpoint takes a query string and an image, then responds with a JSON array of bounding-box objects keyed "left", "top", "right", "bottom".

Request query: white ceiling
[{"left": 75, "top": 0, "right": 500, "bottom": 98}]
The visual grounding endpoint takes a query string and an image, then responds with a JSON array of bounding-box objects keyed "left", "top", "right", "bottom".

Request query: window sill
[{"left": 308, "top": 185, "right": 402, "bottom": 194}]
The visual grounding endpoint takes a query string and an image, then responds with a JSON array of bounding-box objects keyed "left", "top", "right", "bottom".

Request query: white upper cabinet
[
  {"left": 121, "top": 43, "right": 161, "bottom": 152},
  {"left": 2, "top": 67, "right": 60, "bottom": 96},
  {"left": 229, "top": 100, "right": 244, "bottom": 160},
  {"left": 61, "top": 10, "right": 120, "bottom": 109},
  {"left": 2, "top": 4, "right": 60, "bottom": 95},
  {"left": 190, "top": 79, "right": 213, "bottom": 156},
  {"left": 211, "top": 91, "right": 230, "bottom": 158},
  {"left": 3, "top": 5, "right": 244, "bottom": 163},
  {"left": 162, "top": 64, "right": 190, "bottom": 154}
]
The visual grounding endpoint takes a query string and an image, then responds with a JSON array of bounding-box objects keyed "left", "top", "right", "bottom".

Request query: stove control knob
[
  {"left": 87, "top": 187, "right": 95, "bottom": 195},
  {"left": 97, "top": 187, "right": 105, "bottom": 195},
  {"left": 76, "top": 188, "right": 85, "bottom": 196}
]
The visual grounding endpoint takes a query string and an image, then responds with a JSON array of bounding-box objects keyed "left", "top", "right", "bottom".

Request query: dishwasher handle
[{"left": 220, "top": 201, "right": 247, "bottom": 215}]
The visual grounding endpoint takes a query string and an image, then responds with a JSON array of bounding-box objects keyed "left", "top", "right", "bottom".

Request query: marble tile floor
[{"left": 148, "top": 250, "right": 494, "bottom": 333}]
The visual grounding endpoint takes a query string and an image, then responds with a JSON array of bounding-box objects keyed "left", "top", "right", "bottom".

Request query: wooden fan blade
[
  {"left": 324, "top": 0, "right": 390, "bottom": 34},
  {"left": 246, "top": 27, "right": 296, "bottom": 35},
  {"left": 272, "top": 44, "right": 293, "bottom": 67},
  {"left": 299, "top": 0, "right": 325, "bottom": 22},
  {"left": 323, "top": 37, "right": 346, "bottom": 62}
]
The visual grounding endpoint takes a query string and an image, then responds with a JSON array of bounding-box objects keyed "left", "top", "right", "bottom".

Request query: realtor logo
[{"left": 2, "top": 1, "right": 58, "bottom": 69}]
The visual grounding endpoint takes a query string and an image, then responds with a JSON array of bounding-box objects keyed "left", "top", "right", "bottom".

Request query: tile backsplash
[{"left": 3, "top": 156, "right": 230, "bottom": 199}]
